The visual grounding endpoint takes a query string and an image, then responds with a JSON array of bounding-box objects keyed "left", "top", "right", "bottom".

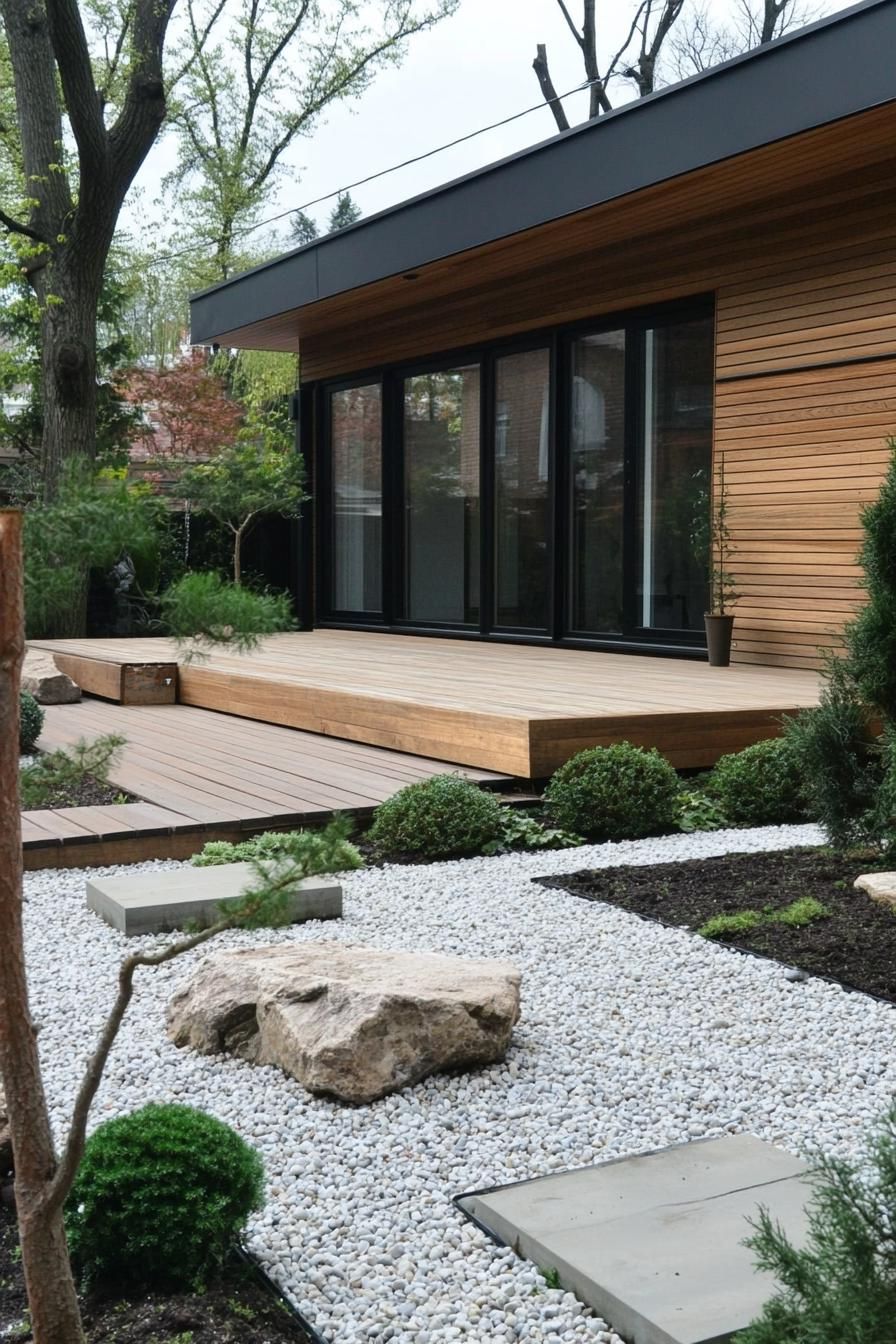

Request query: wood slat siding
[{"left": 298, "top": 137, "right": 896, "bottom": 670}]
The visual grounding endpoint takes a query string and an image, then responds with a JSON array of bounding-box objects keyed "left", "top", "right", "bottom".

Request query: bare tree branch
[
  {"left": 532, "top": 44, "right": 570, "bottom": 132},
  {"left": 0, "top": 207, "right": 48, "bottom": 244},
  {"left": 44, "top": 0, "right": 107, "bottom": 175}
]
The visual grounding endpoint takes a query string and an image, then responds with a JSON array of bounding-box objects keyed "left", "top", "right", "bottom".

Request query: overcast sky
[{"left": 122, "top": 0, "right": 846, "bottom": 252}]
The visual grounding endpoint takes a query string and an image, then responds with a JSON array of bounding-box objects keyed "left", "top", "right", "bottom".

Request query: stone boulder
[
  {"left": 855, "top": 872, "right": 896, "bottom": 908},
  {"left": 22, "top": 648, "right": 81, "bottom": 704},
  {"left": 167, "top": 942, "right": 521, "bottom": 1103}
]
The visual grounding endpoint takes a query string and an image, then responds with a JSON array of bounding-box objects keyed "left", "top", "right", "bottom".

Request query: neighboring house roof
[{"left": 190, "top": 0, "right": 896, "bottom": 351}]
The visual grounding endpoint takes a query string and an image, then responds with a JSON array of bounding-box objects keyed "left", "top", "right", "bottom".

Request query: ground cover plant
[
  {"left": 735, "top": 1100, "right": 896, "bottom": 1343},
  {"left": 544, "top": 743, "right": 681, "bottom": 841},
  {"left": 543, "top": 847, "right": 896, "bottom": 1002},
  {"left": 192, "top": 819, "right": 363, "bottom": 872}
]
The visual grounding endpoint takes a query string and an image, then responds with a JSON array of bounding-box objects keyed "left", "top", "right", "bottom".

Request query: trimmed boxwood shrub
[
  {"left": 368, "top": 773, "right": 505, "bottom": 859},
  {"left": 707, "top": 736, "right": 807, "bottom": 826},
  {"left": 66, "top": 1103, "right": 264, "bottom": 1291},
  {"left": 19, "top": 690, "right": 44, "bottom": 753},
  {"left": 544, "top": 743, "right": 680, "bottom": 841}
]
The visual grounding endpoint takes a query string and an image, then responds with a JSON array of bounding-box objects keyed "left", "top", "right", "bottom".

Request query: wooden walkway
[
  {"left": 23, "top": 700, "right": 507, "bottom": 871},
  {"left": 32, "top": 631, "right": 823, "bottom": 776}
]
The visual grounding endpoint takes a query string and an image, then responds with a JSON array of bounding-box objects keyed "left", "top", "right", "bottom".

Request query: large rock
[
  {"left": 855, "top": 872, "right": 896, "bottom": 908},
  {"left": 167, "top": 942, "right": 521, "bottom": 1103},
  {"left": 22, "top": 648, "right": 81, "bottom": 704}
]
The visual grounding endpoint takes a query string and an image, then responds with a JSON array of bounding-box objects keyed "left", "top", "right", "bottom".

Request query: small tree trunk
[
  {"left": 233, "top": 525, "right": 244, "bottom": 586},
  {"left": 0, "top": 511, "right": 85, "bottom": 1344}
]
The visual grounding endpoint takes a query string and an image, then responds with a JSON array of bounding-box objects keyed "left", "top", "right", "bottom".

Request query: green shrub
[
  {"left": 19, "top": 690, "right": 44, "bottom": 753},
  {"left": 734, "top": 1101, "right": 896, "bottom": 1344},
  {"left": 368, "top": 774, "right": 505, "bottom": 860},
  {"left": 783, "top": 658, "right": 886, "bottom": 850},
  {"left": 771, "top": 896, "right": 830, "bottom": 928},
  {"left": 160, "top": 571, "right": 295, "bottom": 660},
  {"left": 706, "top": 737, "right": 806, "bottom": 827},
  {"left": 544, "top": 743, "right": 680, "bottom": 842},
  {"left": 66, "top": 1103, "right": 263, "bottom": 1292},
  {"left": 193, "top": 821, "right": 363, "bottom": 872},
  {"left": 19, "top": 733, "right": 125, "bottom": 809}
]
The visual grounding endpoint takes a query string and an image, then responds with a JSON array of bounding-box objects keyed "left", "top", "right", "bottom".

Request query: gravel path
[{"left": 23, "top": 822, "right": 896, "bottom": 1343}]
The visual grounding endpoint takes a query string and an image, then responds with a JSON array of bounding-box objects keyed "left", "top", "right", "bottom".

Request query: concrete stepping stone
[
  {"left": 457, "top": 1134, "right": 812, "bottom": 1344},
  {"left": 86, "top": 862, "right": 342, "bottom": 935}
]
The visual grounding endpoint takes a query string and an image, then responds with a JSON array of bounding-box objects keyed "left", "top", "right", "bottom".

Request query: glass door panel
[
  {"left": 569, "top": 330, "right": 626, "bottom": 634},
  {"left": 403, "top": 365, "right": 481, "bottom": 624},
  {"left": 494, "top": 348, "right": 551, "bottom": 630},
  {"left": 329, "top": 383, "right": 382, "bottom": 613},
  {"left": 638, "top": 316, "right": 713, "bottom": 632}
]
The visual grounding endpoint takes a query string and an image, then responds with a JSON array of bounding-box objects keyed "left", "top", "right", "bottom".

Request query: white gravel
[{"left": 22, "top": 822, "right": 896, "bottom": 1343}]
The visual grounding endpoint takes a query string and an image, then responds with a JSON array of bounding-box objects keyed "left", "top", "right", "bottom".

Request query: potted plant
[{"left": 704, "top": 454, "right": 739, "bottom": 667}]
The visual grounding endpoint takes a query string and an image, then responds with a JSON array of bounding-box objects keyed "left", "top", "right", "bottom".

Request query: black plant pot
[{"left": 705, "top": 613, "right": 735, "bottom": 667}]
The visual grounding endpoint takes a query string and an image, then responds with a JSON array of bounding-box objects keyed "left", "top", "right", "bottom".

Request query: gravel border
[{"left": 23, "top": 821, "right": 896, "bottom": 1343}]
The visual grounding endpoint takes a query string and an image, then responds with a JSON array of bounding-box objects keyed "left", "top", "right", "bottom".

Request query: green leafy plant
[
  {"left": 19, "top": 734, "right": 125, "bottom": 809},
  {"left": 544, "top": 743, "right": 680, "bottom": 842},
  {"left": 160, "top": 571, "right": 295, "bottom": 659},
  {"left": 734, "top": 1100, "right": 896, "bottom": 1343},
  {"left": 708, "top": 453, "right": 739, "bottom": 615},
  {"left": 706, "top": 737, "right": 807, "bottom": 827},
  {"left": 18, "top": 690, "right": 44, "bottom": 753},
  {"left": 677, "top": 788, "right": 729, "bottom": 833},
  {"left": 368, "top": 774, "right": 505, "bottom": 860},
  {"left": 482, "top": 808, "right": 583, "bottom": 855},
  {"left": 65, "top": 1103, "right": 263, "bottom": 1292},
  {"left": 192, "top": 819, "right": 362, "bottom": 872},
  {"left": 699, "top": 898, "right": 830, "bottom": 940}
]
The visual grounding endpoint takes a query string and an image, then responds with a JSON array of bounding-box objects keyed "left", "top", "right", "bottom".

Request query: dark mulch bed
[
  {"left": 0, "top": 1201, "right": 318, "bottom": 1343},
  {"left": 23, "top": 774, "right": 139, "bottom": 810},
  {"left": 540, "top": 847, "right": 896, "bottom": 1004}
]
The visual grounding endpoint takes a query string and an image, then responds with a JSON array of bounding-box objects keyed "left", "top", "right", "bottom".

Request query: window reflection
[
  {"left": 494, "top": 349, "right": 551, "bottom": 629},
  {"left": 330, "top": 384, "right": 382, "bottom": 613},
  {"left": 403, "top": 366, "right": 480, "bottom": 624}
]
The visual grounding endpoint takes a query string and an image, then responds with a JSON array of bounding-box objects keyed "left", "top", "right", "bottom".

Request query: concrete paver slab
[
  {"left": 458, "top": 1134, "right": 812, "bottom": 1344},
  {"left": 86, "top": 862, "right": 342, "bottom": 935}
]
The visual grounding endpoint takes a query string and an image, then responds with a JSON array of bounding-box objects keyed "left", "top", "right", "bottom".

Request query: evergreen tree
[
  {"left": 845, "top": 436, "right": 896, "bottom": 722},
  {"left": 327, "top": 191, "right": 362, "bottom": 233}
]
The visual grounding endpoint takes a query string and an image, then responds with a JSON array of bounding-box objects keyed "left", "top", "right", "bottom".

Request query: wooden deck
[
  {"left": 32, "top": 631, "right": 823, "bottom": 776},
  {"left": 23, "top": 699, "right": 507, "bottom": 871}
]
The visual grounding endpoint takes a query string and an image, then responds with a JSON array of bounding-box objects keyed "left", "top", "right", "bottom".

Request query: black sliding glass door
[
  {"left": 321, "top": 299, "right": 714, "bottom": 650},
  {"left": 403, "top": 365, "right": 481, "bottom": 625}
]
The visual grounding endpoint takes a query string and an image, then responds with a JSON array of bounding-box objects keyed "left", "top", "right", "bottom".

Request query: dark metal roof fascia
[{"left": 189, "top": 0, "right": 896, "bottom": 346}]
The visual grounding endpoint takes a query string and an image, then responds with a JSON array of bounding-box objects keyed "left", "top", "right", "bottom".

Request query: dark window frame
[{"left": 314, "top": 293, "right": 715, "bottom": 654}]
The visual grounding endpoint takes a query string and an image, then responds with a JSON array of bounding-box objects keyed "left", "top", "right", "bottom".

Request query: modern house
[{"left": 190, "top": 0, "right": 896, "bottom": 672}]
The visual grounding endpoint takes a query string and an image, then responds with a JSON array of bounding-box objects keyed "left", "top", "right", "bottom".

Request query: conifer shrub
[
  {"left": 66, "top": 1103, "right": 263, "bottom": 1291},
  {"left": 368, "top": 774, "right": 505, "bottom": 859},
  {"left": 544, "top": 743, "right": 680, "bottom": 841},
  {"left": 19, "top": 690, "right": 44, "bottom": 753},
  {"left": 735, "top": 1101, "right": 896, "bottom": 1343},
  {"left": 706, "top": 736, "right": 806, "bottom": 827},
  {"left": 783, "top": 658, "right": 886, "bottom": 850}
]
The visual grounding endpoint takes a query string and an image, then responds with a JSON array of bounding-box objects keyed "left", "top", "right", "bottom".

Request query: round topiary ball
[
  {"left": 66, "top": 1103, "right": 264, "bottom": 1291},
  {"left": 368, "top": 773, "right": 505, "bottom": 859},
  {"left": 544, "top": 743, "right": 680, "bottom": 841},
  {"left": 19, "top": 690, "right": 44, "bottom": 753},
  {"left": 707, "top": 736, "right": 807, "bottom": 826}
]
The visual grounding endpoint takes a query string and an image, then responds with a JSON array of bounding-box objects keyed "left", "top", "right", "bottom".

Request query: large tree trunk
[
  {"left": 37, "top": 275, "right": 101, "bottom": 499},
  {"left": 0, "top": 510, "right": 85, "bottom": 1344}
]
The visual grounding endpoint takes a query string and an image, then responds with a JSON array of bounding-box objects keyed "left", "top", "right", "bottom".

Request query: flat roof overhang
[{"left": 189, "top": 0, "right": 896, "bottom": 354}]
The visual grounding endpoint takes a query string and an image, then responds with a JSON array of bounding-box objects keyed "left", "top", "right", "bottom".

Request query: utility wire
[{"left": 139, "top": 72, "right": 599, "bottom": 270}]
